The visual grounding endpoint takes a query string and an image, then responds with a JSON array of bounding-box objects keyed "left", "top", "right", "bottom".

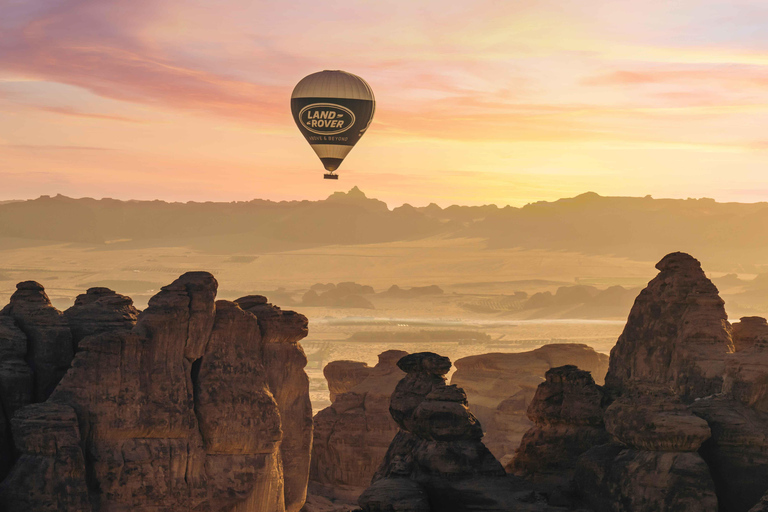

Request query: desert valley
[{"left": 1, "top": 190, "right": 768, "bottom": 510}]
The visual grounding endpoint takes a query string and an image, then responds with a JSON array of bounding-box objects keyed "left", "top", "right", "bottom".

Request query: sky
[{"left": 2, "top": 0, "right": 768, "bottom": 207}]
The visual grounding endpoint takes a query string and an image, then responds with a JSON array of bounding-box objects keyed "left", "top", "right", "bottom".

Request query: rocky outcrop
[
  {"left": 604, "top": 252, "right": 732, "bottom": 401},
  {"left": 575, "top": 443, "right": 718, "bottom": 512},
  {"left": 359, "top": 352, "right": 524, "bottom": 512},
  {"left": 235, "top": 295, "right": 312, "bottom": 512},
  {"left": 603, "top": 391, "right": 711, "bottom": 452},
  {"left": 574, "top": 388, "right": 717, "bottom": 512},
  {"left": 63, "top": 287, "right": 139, "bottom": 347},
  {"left": 452, "top": 344, "right": 609, "bottom": 465},
  {"left": 689, "top": 397, "right": 768, "bottom": 512},
  {"left": 0, "top": 315, "right": 33, "bottom": 477},
  {"left": 311, "top": 350, "right": 407, "bottom": 494},
  {"left": 323, "top": 360, "right": 375, "bottom": 403},
  {"left": 0, "top": 275, "right": 313, "bottom": 512},
  {"left": 1, "top": 281, "right": 73, "bottom": 402},
  {"left": 0, "top": 403, "right": 90, "bottom": 511},
  {"left": 684, "top": 315, "right": 768, "bottom": 511},
  {"left": 731, "top": 317, "right": 768, "bottom": 352},
  {"left": 561, "top": 253, "right": 727, "bottom": 511},
  {"left": 511, "top": 365, "right": 609, "bottom": 504}
]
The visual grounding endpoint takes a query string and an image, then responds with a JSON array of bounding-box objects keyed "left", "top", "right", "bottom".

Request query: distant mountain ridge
[{"left": 2, "top": 188, "right": 768, "bottom": 270}]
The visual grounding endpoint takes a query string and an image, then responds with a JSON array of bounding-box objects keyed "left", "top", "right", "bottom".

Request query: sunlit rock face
[
  {"left": 0, "top": 274, "right": 312, "bottom": 512},
  {"left": 451, "top": 344, "right": 608, "bottom": 466},
  {"left": 311, "top": 350, "right": 407, "bottom": 494},
  {"left": 358, "top": 352, "right": 525, "bottom": 512}
]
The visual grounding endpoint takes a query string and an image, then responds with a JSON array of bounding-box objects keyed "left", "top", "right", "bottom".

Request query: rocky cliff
[
  {"left": 0, "top": 274, "right": 312, "bottom": 512},
  {"left": 452, "top": 344, "right": 608, "bottom": 466}
]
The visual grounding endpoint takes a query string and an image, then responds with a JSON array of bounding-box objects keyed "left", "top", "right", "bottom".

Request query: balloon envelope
[{"left": 291, "top": 70, "right": 375, "bottom": 174}]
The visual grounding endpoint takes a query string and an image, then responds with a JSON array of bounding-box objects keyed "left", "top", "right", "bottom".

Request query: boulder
[{"left": 324, "top": 360, "right": 373, "bottom": 403}]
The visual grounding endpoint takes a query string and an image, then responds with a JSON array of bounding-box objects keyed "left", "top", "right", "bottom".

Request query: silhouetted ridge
[{"left": 3, "top": 192, "right": 768, "bottom": 268}]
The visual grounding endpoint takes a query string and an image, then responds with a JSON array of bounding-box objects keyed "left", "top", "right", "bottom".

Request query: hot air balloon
[{"left": 291, "top": 70, "right": 375, "bottom": 179}]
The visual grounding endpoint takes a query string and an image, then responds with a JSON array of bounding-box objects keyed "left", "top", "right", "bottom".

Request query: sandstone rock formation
[
  {"left": 359, "top": 352, "right": 526, "bottom": 512},
  {"left": 1, "top": 281, "right": 73, "bottom": 402},
  {"left": 0, "top": 403, "right": 91, "bottom": 511},
  {"left": 575, "top": 388, "right": 717, "bottom": 512},
  {"left": 63, "top": 287, "right": 139, "bottom": 347},
  {"left": 323, "top": 359, "right": 375, "bottom": 403},
  {"left": 565, "top": 253, "right": 727, "bottom": 511},
  {"left": 575, "top": 442, "right": 718, "bottom": 512},
  {"left": 511, "top": 365, "right": 609, "bottom": 504},
  {"left": 731, "top": 316, "right": 768, "bottom": 352},
  {"left": 604, "top": 252, "right": 733, "bottom": 401},
  {"left": 452, "top": 344, "right": 608, "bottom": 465},
  {"left": 0, "top": 274, "right": 313, "bottom": 512},
  {"left": 511, "top": 253, "right": 768, "bottom": 511},
  {"left": 235, "top": 294, "right": 313, "bottom": 512},
  {"left": 311, "top": 350, "right": 407, "bottom": 495}
]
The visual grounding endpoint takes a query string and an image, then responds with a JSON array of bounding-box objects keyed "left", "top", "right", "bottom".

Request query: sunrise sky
[{"left": 2, "top": 0, "right": 768, "bottom": 206}]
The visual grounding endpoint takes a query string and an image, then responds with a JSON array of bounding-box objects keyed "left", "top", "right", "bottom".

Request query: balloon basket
[{"left": 323, "top": 173, "right": 339, "bottom": 180}]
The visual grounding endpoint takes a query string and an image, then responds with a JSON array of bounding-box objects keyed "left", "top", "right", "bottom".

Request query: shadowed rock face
[
  {"left": 311, "top": 350, "right": 407, "bottom": 494},
  {"left": 512, "top": 253, "right": 747, "bottom": 511},
  {"left": 511, "top": 365, "right": 609, "bottom": 503},
  {"left": 0, "top": 275, "right": 313, "bottom": 512},
  {"left": 0, "top": 403, "right": 90, "bottom": 512},
  {"left": 1, "top": 281, "right": 73, "bottom": 402},
  {"left": 359, "top": 352, "right": 524, "bottom": 512},
  {"left": 605, "top": 252, "right": 733, "bottom": 401},
  {"left": 451, "top": 344, "right": 609, "bottom": 466},
  {"left": 64, "top": 287, "right": 139, "bottom": 348}
]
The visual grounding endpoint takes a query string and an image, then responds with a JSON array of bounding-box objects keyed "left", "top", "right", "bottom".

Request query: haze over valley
[{"left": 2, "top": 187, "right": 766, "bottom": 412}]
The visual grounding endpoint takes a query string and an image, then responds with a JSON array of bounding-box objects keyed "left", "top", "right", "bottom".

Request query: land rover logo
[{"left": 299, "top": 103, "right": 356, "bottom": 135}]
